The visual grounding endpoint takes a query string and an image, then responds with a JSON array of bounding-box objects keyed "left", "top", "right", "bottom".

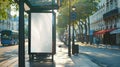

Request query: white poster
[{"left": 31, "top": 13, "right": 52, "bottom": 53}]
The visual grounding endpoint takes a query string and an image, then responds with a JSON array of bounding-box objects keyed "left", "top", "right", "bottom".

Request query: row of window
[
  {"left": 90, "top": 0, "right": 119, "bottom": 31},
  {"left": 91, "top": 16, "right": 120, "bottom": 31},
  {"left": 98, "top": 0, "right": 117, "bottom": 13},
  {"left": 106, "top": 0, "right": 117, "bottom": 12}
]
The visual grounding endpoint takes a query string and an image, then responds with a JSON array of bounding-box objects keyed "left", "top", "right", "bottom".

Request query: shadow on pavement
[{"left": 29, "top": 60, "right": 55, "bottom": 67}]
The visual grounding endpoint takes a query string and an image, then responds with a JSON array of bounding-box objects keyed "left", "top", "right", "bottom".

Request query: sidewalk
[
  {"left": 56, "top": 42, "right": 99, "bottom": 67},
  {"left": 76, "top": 42, "right": 120, "bottom": 50},
  {"left": 10, "top": 41, "right": 100, "bottom": 67},
  {"left": 71, "top": 55, "right": 99, "bottom": 67},
  {"left": 25, "top": 42, "right": 99, "bottom": 67},
  {"left": 54, "top": 42, "right": 74, "bottom": 67}
]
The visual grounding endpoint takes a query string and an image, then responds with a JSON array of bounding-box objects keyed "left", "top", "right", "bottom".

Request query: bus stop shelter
[{"left": 16, "top": 0, "right": 60, "bottom": 67}]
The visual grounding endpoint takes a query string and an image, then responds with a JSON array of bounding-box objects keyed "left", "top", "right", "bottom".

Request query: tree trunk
[
  {"left": 80, "top": 20, "right": 87, "bottom": 43},
  {"left": 87, "top": 17, "right": 90, "bottom": 44},
  {"left": 76, "top": 22, "right": 83, "bottom": 42},
  {"left": 84, "top": 20, "right": 88, "bottom": 44},
  {"left": 79, "top": 21, "right": 85, "bottom": 43}
]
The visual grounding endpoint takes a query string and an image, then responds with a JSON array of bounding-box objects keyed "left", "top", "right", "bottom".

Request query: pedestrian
[
  {"left": 96, "top": 37, "right": 100, "bottom": 48},
  {"left": 93, "top": 37, "right": 96, "bottom": 45}
]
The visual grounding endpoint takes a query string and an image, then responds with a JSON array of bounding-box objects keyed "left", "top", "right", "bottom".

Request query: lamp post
[
  {"left": 68, "top": 0, "right": 71, "bottom": 57},
  {"left": 71, "top": 6, "right": 76, "bottom": 55},
  {"left": 72, "top": 20, "right": 75, "bottom": 55},
  {"left": 68, "top": 0, "right": 77, "bottom": 56}
]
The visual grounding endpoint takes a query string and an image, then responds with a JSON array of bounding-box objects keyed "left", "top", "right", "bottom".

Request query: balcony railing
[{"left": 103, "top": 8, "right": 120, "bottom": 20}]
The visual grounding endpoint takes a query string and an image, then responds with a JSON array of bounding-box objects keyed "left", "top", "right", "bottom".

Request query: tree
[
  {"left": 74, "top": 0, "right": 99, "bottom": 43},
  {"left": 0, "top": 0, "right": 18, "bottom": 20},
  {"left": 57, "top": 3, "right": 69, "bottom": 39},
  {"left": 57, "top": 0, "right": 99, "bottom": 42}
]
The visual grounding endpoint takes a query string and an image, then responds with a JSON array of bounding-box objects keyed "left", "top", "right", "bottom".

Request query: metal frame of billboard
[{"left": 28, "top": 11, "right": 56, "bottom": 61}]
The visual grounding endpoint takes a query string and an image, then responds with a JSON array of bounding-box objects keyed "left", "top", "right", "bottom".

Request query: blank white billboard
[{"left": 31, "top": 13, "right": 52, "bottom": 53}]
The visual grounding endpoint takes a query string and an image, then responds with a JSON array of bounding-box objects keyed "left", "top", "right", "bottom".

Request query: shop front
[
  {"left": 110, "top": 28, "right": 120, "bottom": 45},
  {"left": 94, "top": 29, "right": 116, "bottom": 45}
]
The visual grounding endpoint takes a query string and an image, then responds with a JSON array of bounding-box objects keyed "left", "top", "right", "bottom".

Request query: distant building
[
  {"left": 11, "top": 17, "right": 19, "bottom": 31},
  {"left": 0, "top": 15, "right": 28, "bottom": 32},
  {"left": 0, "top": 16, "right": 18, "bottom": 31},
  {"left": 90, "top": 0, "right": 120, "bottom": 45},
  {"left": 0, "top": 9, "right": 12, "bottom": 31}
]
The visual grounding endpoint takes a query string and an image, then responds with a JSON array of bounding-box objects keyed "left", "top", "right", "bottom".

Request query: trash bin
[
  {"left": 72, "top": 44, "right": 79, "bottom": 55},
  {"left": 74, "top": 45, "right": 79, "bottom": 54}
]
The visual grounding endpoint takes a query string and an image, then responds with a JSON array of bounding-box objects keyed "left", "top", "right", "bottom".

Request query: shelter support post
[
  {"left": 28, "top": 12, "right": 31, "bottom": 55},
  {"left": 19, "top": 0, "right": 25, "bottom": 67}
]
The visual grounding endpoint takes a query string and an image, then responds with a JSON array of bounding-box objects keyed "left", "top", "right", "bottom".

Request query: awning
[
  {"left": 94, "top": 28, "right": 115, "bottom": 35},
  {"left": 110, "top": 29, "right": 120, "bottom": 34}
]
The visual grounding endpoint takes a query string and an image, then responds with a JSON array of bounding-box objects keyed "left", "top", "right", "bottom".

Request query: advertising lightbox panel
[{"left": 31, "top": 13, "right": 52, "bottom": 53}]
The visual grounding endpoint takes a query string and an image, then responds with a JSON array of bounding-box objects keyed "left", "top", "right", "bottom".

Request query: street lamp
[
  {"left": 71, "top": 6, "right": 76, "bottom": 55},
  {"left": 68, "top": 0, "right": 76, "bottom": 56},
  {"left": 72, "top": 6, "right": 76, "bottom": 11},
  {"left": 68, "top": 0, "right": 71, "bottom": 57}
]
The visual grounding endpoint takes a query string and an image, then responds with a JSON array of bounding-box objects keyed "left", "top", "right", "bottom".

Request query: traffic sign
[{"left": 71, "top": 12, "right": 77, "bottom": 21}]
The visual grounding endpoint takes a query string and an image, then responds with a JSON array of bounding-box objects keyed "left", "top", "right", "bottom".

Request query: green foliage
[
  {"left": 57, "top": 7, "right": 69, "bottom": 28},
  {"left": 0, "top": 0, "right": 18, "bottom": 20},
  {"left": 57, "top": 27, "right": 65, "bottom": 35},
  {"left": 0, "top": 9, "right": 8, "bottom": 20},
  {"left": 57, "top": 0, "right": 99, "bottom": 38},
  {"left": 75, "top": 0, "right": 99, "bottom": 21},
  {"left": 58, "top": 0, "right": 99, "bottom": 22},
  {"left": 57, "top": 27, "right": 65, "bottom": 40}
]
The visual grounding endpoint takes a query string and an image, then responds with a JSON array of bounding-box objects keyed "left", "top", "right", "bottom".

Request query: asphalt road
[
  {"left": 0, "top": 44, "right": 18, "bottom": 67},
  {"left": 0, "top": 42, "right": 28, "bottom": 67},
  {"left": 79, "top": 45, "right": 120, "bottom": 67},
  {"left": 0, "top": 41, "right": 120, "bottom": 67}
]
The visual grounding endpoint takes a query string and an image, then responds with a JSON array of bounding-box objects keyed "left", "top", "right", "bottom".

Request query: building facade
[
  {"left": 90, "top": 0, "right": 120, "bottom": 45},
  {"left": 0, "top": 9, "right": 14, "bottom": 31},
  {"left": 0, "top": 17, "right": 19, "bottom": 31}
]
